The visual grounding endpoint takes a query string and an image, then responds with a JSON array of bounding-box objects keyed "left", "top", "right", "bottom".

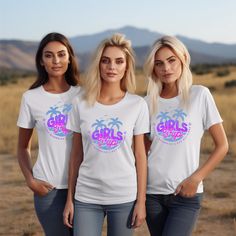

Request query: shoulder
[
  {"left": 69, "top": 85, "right": 82, "bottom": 97},
  {"left": 126, "top": 92, "right": 146, "bottom": 103},
  {"left": 143, "top": 95, "right": 150, "bottom": 104},
  {"left": 190, "top": 85, "right": 215, "bottom": 106},
  {"left": 22, "top": 86, "right": 42, "bottom": 99},
  {"left": 191, "top": 85, "right": 210, "bottom": 93},
  {"left": 71, "top": 85, "right": 81, "bottom": 92},
  {"left": 190, "top": 85, "right": 211, "bottom": 97},
  {"left": 126, "top": 93, "right": 149, "bottom": 112},
  {"left": 71, "top": 87, "right": 85, "bottom": 105}
]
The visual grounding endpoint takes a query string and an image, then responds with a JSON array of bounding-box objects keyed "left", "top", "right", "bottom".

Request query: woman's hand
[
  {"left": 174, "top": 176, "right": 200, "bottom": 197},
  {"left": 131, "top": 201, "right": 146, "bottom": 228},
  {"left": 175, "top": 123, "right": 229, "bottom": 198},
  {"left": 27, "top": 179, "right": 54, "bottom": 196},
  {"left": 63, "top": 200, "right": 74, "bottom": 228}
]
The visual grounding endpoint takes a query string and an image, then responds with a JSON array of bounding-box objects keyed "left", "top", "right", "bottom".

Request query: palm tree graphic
[
  {"left": 108, "top": 118, "right": 123, "bottom": 130},
  {"left": 63, "top": 104, "right": 72, "bottom": 113},
  {"left": 92, "top": 119, "right": 106, "bottom": 130},
  {"left": 173, "top": 109, "right": 187, "bottom": 121},
  {"left": 157, "top": 112, "right": 171, "bottom": 122},
  {"left": 46, "top": 106, "right": 61, "bottom": 117}
]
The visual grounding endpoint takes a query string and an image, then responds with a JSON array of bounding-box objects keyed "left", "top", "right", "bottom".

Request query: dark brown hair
[{"left": 30, "top": 32, "right": 80, "bottom": 89}]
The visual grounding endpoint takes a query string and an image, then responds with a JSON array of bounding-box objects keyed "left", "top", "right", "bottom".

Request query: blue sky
[{"left": 1, "top": 0, "right": 235, "bottom": 44}]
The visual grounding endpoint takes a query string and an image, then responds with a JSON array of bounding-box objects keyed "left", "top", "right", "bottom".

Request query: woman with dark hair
[{"left": 17, "top": 32, "right": 80, "bottom": 236}]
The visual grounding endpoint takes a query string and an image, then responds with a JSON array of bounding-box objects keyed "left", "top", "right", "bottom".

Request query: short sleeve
[
  {"left": 134, "top": 98, "right": 150, "bottom": 135},
  {"left": 67, "top": 98, "right": 81, "bottom": 133},
  {"left": 203, "top": 87, "right": 223, "bottom": 130},
  {"left": 17, "top": 93, "right": 35, "bottom": 128}
]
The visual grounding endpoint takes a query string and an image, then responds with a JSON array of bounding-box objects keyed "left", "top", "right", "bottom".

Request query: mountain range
[{"left": 1, "top": 26, "right": 236, "bottom": 71}]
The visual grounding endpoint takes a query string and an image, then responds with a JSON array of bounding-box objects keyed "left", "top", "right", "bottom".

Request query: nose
[
  {"left": 53, "top": 55, "right": 60, "bottom": 64},
  {"left": 108, "top": 61, "right": 115, "bottom": 70},
  {"left": 162, "top": 62, "right": 170, "bottom": 72}
]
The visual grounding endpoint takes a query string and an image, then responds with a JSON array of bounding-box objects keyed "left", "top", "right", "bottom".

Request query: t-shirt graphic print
[
  {"left": 45, "top": 102, "right": 73, "bottom": 139},
  {"left": 154, "top": 108, "right": 191, "bottom": 144},
  {"left": 90, "top": 116, "right": 126, "bottom": 152}
]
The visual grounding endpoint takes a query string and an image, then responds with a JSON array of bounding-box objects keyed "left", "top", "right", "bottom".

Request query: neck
[
  {"left": 161, "top": 83, "right": 178, "bottom": 98},
  {"left": 98, "top": 82, "right": 125, "bottom": 105},
  {"left": 44, "top": 76, "right": 70, "bottom": 93}
]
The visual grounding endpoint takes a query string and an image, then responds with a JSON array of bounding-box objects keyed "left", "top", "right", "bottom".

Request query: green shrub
[
  {"left": 216, "top": 69, "right": 230, "bottom": 77},
  {"left": 0, "top": 68, "right": 36, "bottom": 86},
  {"left": 224, "top": 80, "right": 236, "bottom": 88},
  {"left": 191, "top": 64, "right": 213, "bottom": 75}
]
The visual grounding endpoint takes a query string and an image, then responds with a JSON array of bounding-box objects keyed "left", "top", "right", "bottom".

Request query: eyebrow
[
  {"left": 155, "top": 55, "right": 176, "bottom": 62},
  {"left": 43, "top": 50, "right": 67, "bottom": 54},
  {"left": 101, "top": 56, "right": 125, "bottom": 60}
]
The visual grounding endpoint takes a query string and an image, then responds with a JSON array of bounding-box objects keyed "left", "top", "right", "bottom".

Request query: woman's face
[
  {"left": 99, "top": 46, "right": 127, "bottom": 85},
  {"left": 41, "top": 41, "right": 70, "bottom": 78},
  {"left": 153, "top": 46, "right": 182, "bottom": 85}
]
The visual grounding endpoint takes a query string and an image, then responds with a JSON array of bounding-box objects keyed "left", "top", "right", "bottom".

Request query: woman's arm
[
  {"left": 131, "top": 134, "right": 147, "bottom": 228},
  {"left": 17, "top": 128, "right": 54, "bottom": 196},
  {"left": 63, "top": 132, "right": 83, "bottom": 228},
  {"left": 175, "top": 123, "right": 228, "bottom": 197},
  {"left": 144, "top": 134, "right": 152, "bottom": 155}
]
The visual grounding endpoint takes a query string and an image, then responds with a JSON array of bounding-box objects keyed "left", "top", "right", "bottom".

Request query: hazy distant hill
[
  {"left": 70, "top": 26, "right": 163, "bottom": 53},
  {"left": 1, "top": 26, "right": 236, "bottom": 71},
  {"left": 70, "top": 26, "right": 236, "bottom": 60},
  {"left": 0, "top": 40, "right": 37, "bottom": 70},
  {"left": 177, "top": 35, "right": 236, "bottom": 59}
]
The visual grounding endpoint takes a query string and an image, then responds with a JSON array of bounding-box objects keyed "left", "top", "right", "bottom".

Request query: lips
[
  {"left": 51, "top": 67, "right": 62, "bottom": 70},
  {"left": 107, "top": 73, "right": 117, "bottom": 76},
  {"left": 163, "top": 73, "right": 173, "bottom": 78}
]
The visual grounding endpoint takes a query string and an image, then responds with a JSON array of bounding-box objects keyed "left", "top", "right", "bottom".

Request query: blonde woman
[
  {"left": 63, "top": 34, "right": 149, "bottom": 236},
  {"left": 143, "top": 36, "right": 228, "bottom": 236}
]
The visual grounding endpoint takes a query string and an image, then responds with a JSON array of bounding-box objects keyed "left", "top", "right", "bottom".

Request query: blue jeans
[
  {"left": 146, "top": 193, "right": 203, "bottom": 236},
  {"left": 34, "top": 189, "right": 72, "bottom": 236},
  {"left": 73, "top": 200, "right": 135, "bottom": 236}
]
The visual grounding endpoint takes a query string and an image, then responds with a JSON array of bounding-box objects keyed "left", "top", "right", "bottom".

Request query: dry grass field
[{"left": 0, "top": 67, "right": 236, "bottom": 235}]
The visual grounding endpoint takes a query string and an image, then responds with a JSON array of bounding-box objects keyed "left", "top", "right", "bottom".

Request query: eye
[
  {"left": 101, "top": 58, "right": 110, "bottom": 64},
  {"left": 116, "top": 59, "right": 124, "bottom": 64},
  {"left": 154, "top": 61, "right": 163, "bottom": 66},
  {"left": 58, "top": 52, "right": 67, "bottom": 57},
  {"left": 168, "top": 58, "right": 176, "bottom": 63},
  {"left": 44, "top": 53, "right": 52, "bottom": 58}
]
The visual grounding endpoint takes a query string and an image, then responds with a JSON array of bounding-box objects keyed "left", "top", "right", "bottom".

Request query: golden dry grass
[
  {"left": 2, "top": 68, "right": 235, "bottom": 157},
  {"left": 193, "top": 66, "right": 236, "bottom": 156},
  {"left": 0, "top": 77, "right": 38, "bottom": 155},
  {"left": 0, "top": 68, "right": 236, "bottom": 235}
]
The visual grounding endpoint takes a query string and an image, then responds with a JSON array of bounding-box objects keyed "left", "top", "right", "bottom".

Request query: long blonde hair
[
  {"left": 84, "top": 33, "right": 136, "bottom": 105},
  {"left": 143, "top": 35, "right": 192, "bottom": 114}
]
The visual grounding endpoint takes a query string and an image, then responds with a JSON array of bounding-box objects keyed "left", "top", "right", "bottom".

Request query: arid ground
[{"left": 0, "top": 153, "right": 235, "bottom": 236}]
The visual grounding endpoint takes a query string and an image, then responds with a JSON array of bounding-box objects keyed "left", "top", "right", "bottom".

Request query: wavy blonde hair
[
  {"left": 84, "top": 33, "right": 136, "bottom": 105},
  {"left": 143, "top": 35, "right": 192, "bottom": 114}
]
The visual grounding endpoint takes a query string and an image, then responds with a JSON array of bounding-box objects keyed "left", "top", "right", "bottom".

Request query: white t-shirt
[
  {"left": 68, "top": 92, "right": 150, "bottom": 204},
  {"left": 17, "top": 85, "right": 81, "bottom": 189},
  {"left": 145, "top": 85, "right": 223, "bottom": 194}
]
